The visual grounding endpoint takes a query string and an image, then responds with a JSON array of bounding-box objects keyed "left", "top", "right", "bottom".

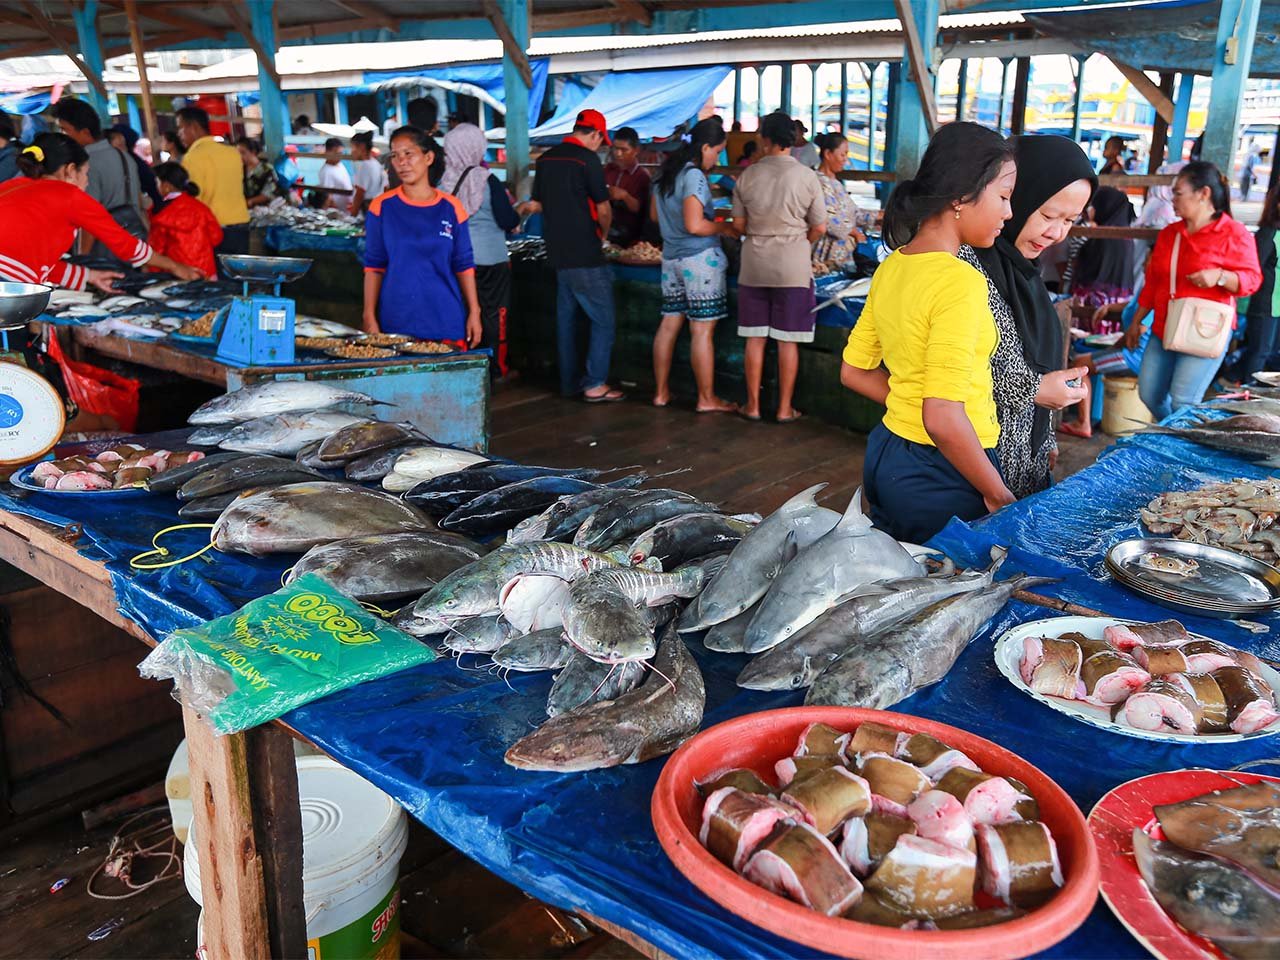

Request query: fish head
[
  {"left": 412, "top": 572, "right": 499, "bottom": 624},
  {"left": 504, "top": 714, "right": 645, "bottom": 771},
  {"left": 562, "top": 581, "right": 657, "bottom": 663}
]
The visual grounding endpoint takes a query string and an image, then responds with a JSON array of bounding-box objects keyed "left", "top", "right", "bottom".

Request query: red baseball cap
[{"left": 575, "top": 109, "right": 610, "bottom": 145}]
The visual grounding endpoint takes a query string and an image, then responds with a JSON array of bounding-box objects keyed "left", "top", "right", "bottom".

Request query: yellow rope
[
  {"left": 359, "top": 600, "right": 397, "bottom": 619},
  {"left": 129, "top": 523, "right": 217, "bottom": 570}
]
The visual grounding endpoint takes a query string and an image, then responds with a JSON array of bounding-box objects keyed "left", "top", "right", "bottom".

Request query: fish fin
[
  {"left": 835, "top": 487, "right": 873, "bottom": 534},
  {"left": 778, "top": 529, "right": 800, "bottom": 570},
  {"left": 602, "top": 547, "right": 633, "bottom": 565},
  {"left": 779, "top": 482, "right": 828, "bottom": 514},
  {"left": 1011, "top": 575, "right": 1060, "bottom": 591},
  {"left": 639, "top": 557, "right": 663, "bottom": 572},
  {"left": 729, "top": 512, "right": 763, "bottom": 524},
  {"left": 987, "top": 545, "right": 1009, "bottom": 573},
  {"left": 369, "top": 399, "right": 397, "bottom": 407}
]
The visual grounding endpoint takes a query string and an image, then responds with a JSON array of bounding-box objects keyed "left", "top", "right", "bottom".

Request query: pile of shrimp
[{"left": 1140, "top": 478, "right": 1280, "bottom": 564}]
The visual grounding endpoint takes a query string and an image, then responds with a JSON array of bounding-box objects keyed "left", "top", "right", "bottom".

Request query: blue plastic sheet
[
  {"left": 5, "top": 412, "right": 1280, "bottom": 958},
  {"left": 260, "top": 225, "right": 365, "bottom": 256},
  {"left": 530, "top": 66, "right": 732, "bottom": 142},
  {"left": 361, "top": 60, "right": 549, "bottom": 127}
]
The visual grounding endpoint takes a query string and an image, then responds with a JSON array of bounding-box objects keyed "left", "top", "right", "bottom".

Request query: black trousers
[
  {"left": 214, "top": 224, "right": 250, "bottom": 277},
  {"left": 476, "top": 262, "right": 512, "bottom": 376}
]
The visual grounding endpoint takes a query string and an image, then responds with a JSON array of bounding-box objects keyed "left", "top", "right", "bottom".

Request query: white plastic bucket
[
  {"left": 1102, "top": 374, "right": 1153, "bottom": 436},
  {"left": 185, "top": 755, "right": 408, "bottom": 960}
]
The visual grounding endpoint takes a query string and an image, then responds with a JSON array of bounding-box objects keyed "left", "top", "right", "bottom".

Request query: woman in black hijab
[
  {"left": 957, "top": 135, "right": 1096, "bottom": 498},
  {"left": 1072, "top": 185, "right": 1136, "bottom": 296}
]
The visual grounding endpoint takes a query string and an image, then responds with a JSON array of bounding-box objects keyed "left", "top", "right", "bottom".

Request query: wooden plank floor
[{"left": 489, "top": 381, "right": 1111, "bottom": 516}]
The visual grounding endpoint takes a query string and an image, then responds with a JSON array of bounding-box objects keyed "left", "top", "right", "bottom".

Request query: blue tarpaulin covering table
[{"left": 2, "top": 412, "right": 1278, "bottom": 959}]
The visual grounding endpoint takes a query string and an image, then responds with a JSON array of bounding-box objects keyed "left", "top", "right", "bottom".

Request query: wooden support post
[
  {"left": 496, "top": 0, "right": 531, "bottom": 192},
  {"left": 1009, "top": 56, "right": 1030, "bottom": 136},
  {"left": 64, "top": 0, "right": 111, "bottom": 121},
  {"left": 184, "top": 709, "right": 307, "bottom": 960},
  {"left": 839, "top": 63, "right": 849, "bottom": 137},
  {"left": 1148, "top": 72, "right": 1175, "bottom": 172},
  {"left": 955, "top": 57, "right": 967, "bottom": 122},
  {"left": 123, "top": 0, "right": 159, "bottom": 152},
  {"left": 398, "top": 89, "right": 410, "bottom": 126},
  {"left": 893, "top": 0, "right": 940, "bottom": 138},
  {"left": 1108, "top": 58, "right": 1175, "bottom": 125},
  {"left": 334, "top": 91, "right": 349, "bottom": 125},
  {"left": 1069, "top": 54, "right": 1086, "bottom": 143},
  {"left": 811, "top": 64, "right": 820, "bottom": 136},
  {"left": 866, "top": 62, "right": 880, "bottom": 170},
  {"left": 484, "top": 0, "right": 532, "bottom": 89},
  {"left": 996, "top": 57, "right": 1011, "bottom": 134},
  {"left": 756, "top": 66, "right": 766, "bottom": 123},
  {"left": 732, "top": 67, "right": 742, "bottom": 126},
  {"left": 244, "top": 0, "right": 285, "bottom": 159},
  {"left": 780, "top": 63, "right": 793, "bottom": 116},
  {"left": 1203, "top": 0, "right": 1260, "bottom": 171},
  {"left": 1169, "top": 72, "right": 1195, "bottom": 164}
]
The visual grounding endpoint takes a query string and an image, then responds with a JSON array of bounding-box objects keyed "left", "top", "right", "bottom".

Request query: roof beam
[
  {"left": 329, "top": 0, "right": 398, "bottom": 32},
  {"left": 483, "top": 0, "right": 532, "bottom": 88},
  {"left": 223, "top": 1, "right": 281, "bottom": 88},
  {"left": 99, "top": 0, "right": 226, "bottom": 42},
  {"left": 1107, "top": 57, "right": 1175, "bottom": 125},
  {"left": 610, "top": 0, "right": 653, "bottom": 26},
  {"left": 893, "top": 0, "right": 940, "bottom": 135},
  {"left": 10, "top": 3, "right": 110, "bottom": 101},
  {"left": 532, "top": 6, "right": 632, "bottom": 31}
]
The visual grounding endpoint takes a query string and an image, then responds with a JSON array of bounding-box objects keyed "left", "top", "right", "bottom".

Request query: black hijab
[
  {"left": 971, "top": 135, "right": 1097, "bottom": 453},
  {"left": 1074, "top": 186, "right": 1136, "bottom": 290}
]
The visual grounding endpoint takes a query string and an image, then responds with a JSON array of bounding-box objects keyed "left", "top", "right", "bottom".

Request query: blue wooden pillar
[
  {"left": 955, "top": 58, "right": 967, "bottom": 121},
  {"left": 890, "top": 0, "right": 939, "bottom": 183},
  {"left": 334, "top": 91, "right": 349, "bottom": 125},
  {"left": 996, "top": 58, "right": 1012, "bottom": 135},
  {"left": 397, "top": 89, "right": 410, "bottom": 126},
  {"left": 811, "top": 65, "right": 820, "bottom": 134},
  {"left": 1169, "top": 73, "right": 1195, "bottom": 163},
  {"left": 499, "top": 0, "right": 530, "bottom": 190},
  {"left": 867, "top": 63, "right": 879, "bottom": 170},
  {"left": 70, "top": 0, "right": 110, "bottom": 124},
  {"left": 126, "top": 96, "right": 142, "bottom": 132},
  {"left": 757, "top": 67, "right": 766, "bottom": 122},
  {"left": 1070, "top": 55, "right": 1087, "bottom": 143},
  {"left": 732, "top": 68, "right": 742, "bottom": 125},
  {"left": 247, "top": 0, "right": 284, "bottom": 157},
  {"left": 780, "top": 63, "right": 793, "bottom": 116},
  {"left": 839, "top": 63, "right": 849, "bottom": 136},
  {"left": 1203, "top": 0, "right": 1259, "bottom": 171},
  {"left": 880, "top": 62, "right": 899, "bottom": 201}
]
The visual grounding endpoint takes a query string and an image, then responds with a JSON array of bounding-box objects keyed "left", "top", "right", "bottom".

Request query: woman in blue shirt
[
  {"left": 650, "top": 117, "right": 735, "bottom": 413},
  {"left": 362, "top": 126, "right": 481, "bottom": 346}
]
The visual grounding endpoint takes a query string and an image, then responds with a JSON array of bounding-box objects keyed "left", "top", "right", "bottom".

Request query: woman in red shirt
[
  {"left": 1124, "top": 161, "right": 1261, "bottom": 419},
  {"left": 149, "top": 162, "right": 222, "bottom": 278},
  {"left": 0, "top": 133, "right": 202, "bottom": 292}
]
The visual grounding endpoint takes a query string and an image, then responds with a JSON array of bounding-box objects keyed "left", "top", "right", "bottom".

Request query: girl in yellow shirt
[{"left": 841, "top": 122, "right": 1017, "bottom": 543}]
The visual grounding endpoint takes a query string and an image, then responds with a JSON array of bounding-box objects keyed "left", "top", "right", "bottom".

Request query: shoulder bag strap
[
  {"left": 451, "top": 165, "right": 478, "bottom": 194},
  {"left": 1170, "top": 232, "right": 1180, "bottom": 299}
]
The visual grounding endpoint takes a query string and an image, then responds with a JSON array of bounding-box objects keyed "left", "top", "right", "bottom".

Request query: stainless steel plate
[
  {"left": 0, "top": 281, "right": 53, "bottom": 330},
  {"left": 1106, "top": 537, "right": 1280, "bottom": 617},
  {"left": 216, "top": 254, "right": 313, "bottom": 284}
]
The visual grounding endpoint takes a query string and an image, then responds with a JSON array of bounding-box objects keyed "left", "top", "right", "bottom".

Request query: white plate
[{"left": 993, "top": 615, "right": 1280, "bottom": 743}]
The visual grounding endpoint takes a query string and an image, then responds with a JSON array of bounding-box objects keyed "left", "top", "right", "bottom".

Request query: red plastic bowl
[{"left": 652, "top": 707, "right": 1100, "bottom": 960}]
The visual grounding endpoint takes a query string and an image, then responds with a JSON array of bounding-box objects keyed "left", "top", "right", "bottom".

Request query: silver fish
[
  {"left": 805, "top": 570, "right": 1055, "bottom": 709},
  {"left": 539, "top": 488, "right": 647, "bottom": 542},
  {"left": 442, "top": 615, "right": 514, "bottom": 654},
  {"left": 317, "top": 420, "right": 428, "bottom": 463},
  {"left": 574, "top": 490, "right": 715, "bottom": 551},
  {"left": 212, "top": 481, "right": 433, "bottom": 556},
  {"left": 344, "top": 443, "right": 434, "bottom": 482},
  {"left": 562, "top": 566, "right": 706, "bottom": 663},
  {"left": 187, "top": 424, "right": 237, "bottom": 447},
  {"left": 411, "top": 542, "right": 617, "bottom": 625},
  {"left": 703, "top": 600, "right": 761, "bottom": 653},
  {"left": 382, "top": 446, "right": 489, "bottom": 492},
  {"left": 626, "top": 512, "right": 755, "bottom": 568},
  {"left": 188, "top": 380, "right": 386, "bottom": 425},
  {"left": 738, "top": 550, "right": 1004, "bottom": 691},
  {"left": 506, "top": 627, "right": 705, "bottom": 772},
  {"left": 546, "top": 655, "right": 646, "bottom": 718},
  {"left": 286, "top": 531, "right": 485, "bottom": 602},
  {"left": 492, "top": 628, "right": 572, "bottom": 672},
  {"left": 178, "top": 454, "right": 324, "bottom": 500},
  {"left": 681, "top": 484, "right": 840, "bottom": 632},
  {"left": 218, "top": 412, "right": 371, "bottom": 456},
  {"left": 743, "top": 489, "right": 922, "bottom": 653}
]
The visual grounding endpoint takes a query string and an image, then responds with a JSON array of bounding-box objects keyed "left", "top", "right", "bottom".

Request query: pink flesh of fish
[
  {"left": 699, "top": 787, "right": 793, "bottom": 872},
  {"left": 1026, "top": 638, "right": 1084, "bottom": 699},
  {"left": 963, "top": 778, "right": 1028, "bottom": 825},
  {"left": 743, "top": 821, "right": 863, "bottom": 916},
  {"left": 54, "top": 471, "right": 113, "bottom": 491},
  {"left": 1124, "top": 681, "right": 1200, "bottom": 733},
  {"left": 907, "top": 790, "right": 974, "bottom": 850},
  {"left": 975, "top": 822, "right": 1063, "bottom": 904}
]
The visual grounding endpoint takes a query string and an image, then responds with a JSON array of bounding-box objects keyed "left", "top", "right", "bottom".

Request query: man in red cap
[{"left": 526, "top": 109, "right": 624, "bottom": 401}]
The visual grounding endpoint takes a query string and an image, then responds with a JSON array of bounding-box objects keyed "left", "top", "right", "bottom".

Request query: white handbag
[{"left": 1161, "top": 232, "right": 1235, "bottom": 358}]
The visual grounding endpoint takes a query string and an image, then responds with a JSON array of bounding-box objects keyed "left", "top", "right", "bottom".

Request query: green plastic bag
[{"left": 140, "top": 574, "right": 435, "bottom": 734}]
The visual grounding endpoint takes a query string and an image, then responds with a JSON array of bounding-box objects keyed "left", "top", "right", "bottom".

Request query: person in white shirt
[
  {"left": 317, "top": 137, "right": 353, "bottom": 209},
  {"left": 348, "top": 131, "right": 387, "bottom": 213}
]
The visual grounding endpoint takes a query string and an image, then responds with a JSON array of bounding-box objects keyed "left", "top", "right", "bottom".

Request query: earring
[{"left": 954, "top": 208, "right": 961, "bottom": 220}]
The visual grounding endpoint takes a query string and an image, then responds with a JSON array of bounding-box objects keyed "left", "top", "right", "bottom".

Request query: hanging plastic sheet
[
  {"left": 529, "top": 66, "right": 731, "bottom": 143},
  {"left": 3, "top": 409, "right": 1279, "bottom": 958},
  {"left": 361, "top": 60, "right": 549, "bottom": 126}
]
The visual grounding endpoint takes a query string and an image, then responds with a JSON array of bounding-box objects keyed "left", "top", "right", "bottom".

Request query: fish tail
[{"left": 780, "top": 482, "right": 828, "bottom": 513}]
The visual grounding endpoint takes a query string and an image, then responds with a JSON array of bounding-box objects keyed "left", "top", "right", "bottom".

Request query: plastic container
[
  {"left": 185, "top": 755, "right": 408, "bottom": 959},
  {"left": 651, "top": 706, "right": 1099, "bottom": 960},
  {"left": 1102, "top": 374, "right": 1152, "bottom": 436}
]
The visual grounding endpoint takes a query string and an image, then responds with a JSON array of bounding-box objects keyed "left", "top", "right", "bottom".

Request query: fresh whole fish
[
  {"left": 442, "top": 615, "right": 514, "bottom": 654},
  {"left": 212, "top": 481, "right": 434, "bottom": 556},
  {"left": 1133, "top": 829, "right": 1280, "bottom": 960},
  {"left": 382, "top": 446, "right": 489, "bottom": 492},
  {"left": 178, "top": 454, "right": 324, "bottom": 500},
  {"left": 317, "top": 420, "right": 429, "bottom": 463},
  {"left": 411, "top": 542, "right": 618, "bottom": 625},
  {"left": 391, "top": 604, "right": 446, "bottom": 639},
  {"left": 406, "top": 462, "right": 611, "bottom": 508},
  {"left": 505, "top": 627, "right": 705, "bottom": 771},
  {"left": 344, "top": 443, "right": 433, "bottom": 482},
  {"left": 219, "top": 412, "right": 372, "bottom": 456},
  {"left": 187, "top": 424, "right": 237, "bottom": 447},
  {"left": 295, "top": 438, "right": 330, "bottom": 470},
  {"left": 539, "top": 488, "right": 648, "bottom": 542},
  {"left": 805, "top": 570, "right": 1055, "bottom": 709},
  {"left": 188, "top": 380, "right": 386, "bottom": 425},
  {"left": 1210, "top": 398, "right": 1280, "bottom": 419},
  {"left": 562, "top": 565, "right": 705, "bottom": 663},
  {"left": 286, "top": 531, "right": 485, "bottom": 602},
  {"left": 682, "top": 484, "right": 841, "bottom": 632},
  {"left": 1192, "top": 412, "right": 1280, "bottom": 434},
  {"left": 703, "top": 601, "right": 761, "bottom": 653},
  {"left": 627, "top": 512, "right": 756, "bottom": 569},
  {"left": 438, "top": 477, "right": 619, "bottom": 536},
  {"left": 546, "top": 655, "right": 647, "bottom": 717},
  {"left": 146, "top": 452, "right": 246, "bottom": 494},
  {"left": 738, "top": 552, "right": 1001, "bottom": 691},
  {"left": 492, "top": 628, "right": 573, "bottom": 672},
  {"left": 178, "top": 490, "right": 252, "bottom": 519},
  {"left": 1137, "top": 423, "right": 1280, "bottom": 461},
  {"left": 574, "top": 489, "right": 717, "bottom": 551},
  {"left": 743, "top": 489, "right": 923, "bottom": 654}
]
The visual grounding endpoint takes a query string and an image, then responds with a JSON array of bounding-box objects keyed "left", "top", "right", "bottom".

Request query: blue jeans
[
  {"left": 555, "top": 266, "right": 616, "bottom": 396},
  {"left": 1136, "top": 336, "right": 1224, "bottom": 421},
  {"left": 1241, "top": 312, "right": 1280, "bottom": 380}
]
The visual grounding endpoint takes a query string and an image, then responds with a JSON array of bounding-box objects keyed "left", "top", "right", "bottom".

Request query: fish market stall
[{"left": 2, "top": 382, "right": 1279, "bottom": 958}]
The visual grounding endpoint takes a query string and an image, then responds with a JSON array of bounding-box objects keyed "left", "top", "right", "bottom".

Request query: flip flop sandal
[
  {"left": 584, "top": 389, "right": 625, "bottom": 403},
  {"left": 776, "top": 412, "right": 805, "bottom": 424}
]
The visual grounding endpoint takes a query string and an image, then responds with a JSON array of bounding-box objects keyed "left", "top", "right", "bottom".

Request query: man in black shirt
[{"left": 527, "top": 110, "right": 623, "bottom": 401}]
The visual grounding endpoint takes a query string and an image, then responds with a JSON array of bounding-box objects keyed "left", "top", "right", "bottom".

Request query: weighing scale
[
  {"left": 215, "top": 254, "right": 313, "bottom": 367},
  {"left": 0, "top": 281, "right": 64, "bottom": 468}
]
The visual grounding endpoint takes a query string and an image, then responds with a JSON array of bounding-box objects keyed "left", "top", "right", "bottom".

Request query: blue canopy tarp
[
  {"left": 359, "top": 59, "right": 548, "bottom": 123},
  {"left": 3, "top": 408, "right": 1278, "bottom": 958},
  {"left": 530, "top": 65, "right": 730, "bottom": 143}
]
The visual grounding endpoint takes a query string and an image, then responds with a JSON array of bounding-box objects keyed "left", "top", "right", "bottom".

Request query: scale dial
[{"left": 0, "top": 361, "right": 66, "bottom": 467}]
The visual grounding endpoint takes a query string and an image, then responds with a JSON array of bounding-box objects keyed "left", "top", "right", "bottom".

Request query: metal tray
[
  {"left": 1106, "top": 537, "right": 1280, "bottom": 618},
  {"left": 216, "top": 254, "right": 313, "bottom": 285}
]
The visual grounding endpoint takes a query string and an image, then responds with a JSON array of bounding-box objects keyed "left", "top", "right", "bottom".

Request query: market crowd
[{"left": 0, "top": 98, "right": 1274, "bottom": 545}]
